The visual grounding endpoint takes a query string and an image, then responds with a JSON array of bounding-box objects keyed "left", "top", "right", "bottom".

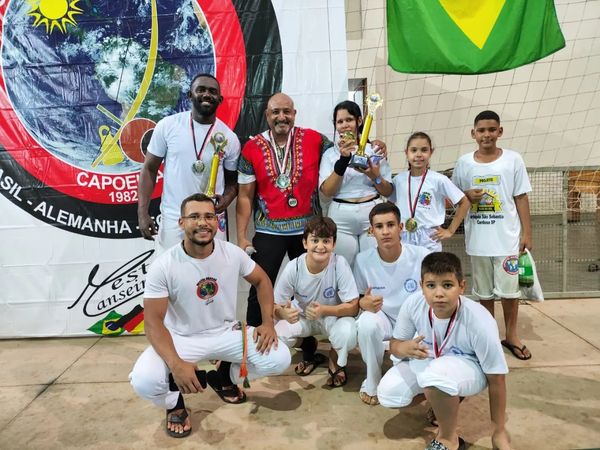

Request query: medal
[
  {"left": 405, "top": 218, "right": 418, "bottom": 232},
  {"left": 287, "top": 195, "right": 298, "bottom": 207},
  {"left": 407, "top": 169, "right": 428, "bottom": 233},
  {"left": 276, "top": 173, "right": 291, "bottom": 189},
  {"left": 429, "top": 299, "right": 461, "bottom": 358},
  {"left": 191, "top": 160, "right": 205, "bottom": 174},
  {"left": 190, "top": 113, "right": 215, "bottom": 176}
]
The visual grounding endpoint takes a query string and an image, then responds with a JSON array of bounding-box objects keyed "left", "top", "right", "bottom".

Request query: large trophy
[
  {"left": 348, "top": 93, "right": 383, "bottom": 170},
  {"left": 204, "top": 132, "right": 228, "bottom": 197}
]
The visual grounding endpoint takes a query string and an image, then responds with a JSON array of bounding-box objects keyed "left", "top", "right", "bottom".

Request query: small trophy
[
  {"left": 348, "top": 93, "right": 383, "bottom": 170},
  {"left": 204, "top": 132, "right": 228, "bottom": 197}
]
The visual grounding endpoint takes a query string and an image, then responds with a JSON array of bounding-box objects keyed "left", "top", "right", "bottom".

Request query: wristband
[{"left": 333, "top": 155, "right": 352, "bottom": 176}]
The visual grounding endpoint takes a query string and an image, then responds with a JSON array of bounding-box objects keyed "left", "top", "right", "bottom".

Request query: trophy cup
[
  {"left": 348, "top": 93, "right": 383, "bottom": 170},
  {"left": 204, "top": 132, "right": 228, "bottom": 197}
]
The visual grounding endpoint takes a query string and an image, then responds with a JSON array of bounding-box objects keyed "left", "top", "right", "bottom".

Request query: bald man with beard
[{"left": 236, "top": 93, "right": 335, "bottom": 330}]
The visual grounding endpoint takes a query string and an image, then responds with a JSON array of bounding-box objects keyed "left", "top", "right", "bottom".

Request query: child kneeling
[
  {"left": 274, "top": 216, "right": 359, "bottom": 387},
  {"left": 377, "top": 252, "right": 511, "bottom": 450}
]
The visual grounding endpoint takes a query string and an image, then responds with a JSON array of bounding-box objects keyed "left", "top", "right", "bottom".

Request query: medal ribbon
[
  {"left": 269, "top": 128, "right": 294, "bottom": 178},
  {"left": 190, "top": 113, "right": 216, "bottom": 161},
  {"left": 428, "top": 298, "right": 460, "bottom": 358},
  {"left": 407, "top": 169, "right": 428, "bottom": 219}
]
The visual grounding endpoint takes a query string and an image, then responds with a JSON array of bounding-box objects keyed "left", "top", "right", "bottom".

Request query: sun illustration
[{"left": 27, "top": 0, "right": 83, "bottom": 34}]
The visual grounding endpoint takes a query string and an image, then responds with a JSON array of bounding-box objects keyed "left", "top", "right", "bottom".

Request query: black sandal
[
  {"left": 165, "top": 408, "right": 191, "bottom": 438},
  {"left": 206, "top": 370, "right": 247, "bottom": 404},
  {"left": 294, "top": 353, "right": 327, "bottom": 376},
  {"left": 327, "top": 366, "right": 347, "bottom": 388}
]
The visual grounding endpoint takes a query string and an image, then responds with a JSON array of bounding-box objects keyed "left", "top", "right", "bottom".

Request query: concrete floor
[{"left": 1, "top": 300, "right": 599, "bottom": 450}]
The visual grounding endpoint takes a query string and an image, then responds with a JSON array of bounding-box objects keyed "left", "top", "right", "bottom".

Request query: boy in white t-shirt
[
  {"left": 274, "top": 216, "right": 359, "bottom": 387},
  {"left": 378, "top": 252, "right": 510, "bottom": 450},
  {"left": 452, "top": 110, "right": 533, "bottom": 361},
  {"left": 353, "top": 202, "right": 430, "bottom": 405}
]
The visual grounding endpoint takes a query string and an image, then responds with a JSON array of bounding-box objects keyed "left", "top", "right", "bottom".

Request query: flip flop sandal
[
  {"left": 206, "top": 370, "right": 247, "bottom": 404},
  {"left": 327, "top": 366, "right": 347, "bottom": 388},
  {"left": 359, "top": 391, "right": 379, "bottom": 406},
  {"left": 294, "top": 352, "right": 327, "bottom": 376},
  {"left": 165, "top": 408, "right": 191, "bottom": 438},
  {"left": 501, "top": 340, "right": 532, "bottom": 360},
  {"left": 425, "top": 437, "right": 465, "bottom": 450}
]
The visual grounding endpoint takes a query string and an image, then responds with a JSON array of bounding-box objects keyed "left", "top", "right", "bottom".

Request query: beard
[
  {"left": 188, "top": 228, "right": 216, "bottom": 247},
  {"left": 192, "top": 98, "right": 217, "bottom": 118}
]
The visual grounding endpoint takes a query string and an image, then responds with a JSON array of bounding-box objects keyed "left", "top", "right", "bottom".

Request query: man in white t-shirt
[
  {"left": 452, "top": 110, "right": 533, "bottom": 361},
  {"left": 129, "top": 193, "right": 291, "bottom": 438},
  {"left": 353, "top": 202, "right": 430, "bottom": 405},
  {"left": 274, "top": 216, "right": 359, "bottom": 387},
  {"left": 138, "top": 73, "right": 241, "bottom": 250},
  {"left": 377, "top": 252, "right": 511, "bottom": 450}
]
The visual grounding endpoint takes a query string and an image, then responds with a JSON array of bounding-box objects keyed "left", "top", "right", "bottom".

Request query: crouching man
[{"left": 130, "top": 193, "right": 291, "bottom": 438}]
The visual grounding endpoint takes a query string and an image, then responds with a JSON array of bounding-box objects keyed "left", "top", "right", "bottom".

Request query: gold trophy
[
  {"left": 204, "top": 132, "right": 228, "bottom": 197},
  {"left": 348, "top": 93, "right": 383, "bottom": 170}
]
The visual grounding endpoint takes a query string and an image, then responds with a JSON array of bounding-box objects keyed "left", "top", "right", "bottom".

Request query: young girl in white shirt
[{"left": 390, "top": 132, "right": 470, "bottom": 252}]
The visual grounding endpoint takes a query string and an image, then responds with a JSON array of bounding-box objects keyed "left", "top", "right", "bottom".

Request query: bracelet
[{"left": 333, "top": 155, "right": 351, "bottom": 176}]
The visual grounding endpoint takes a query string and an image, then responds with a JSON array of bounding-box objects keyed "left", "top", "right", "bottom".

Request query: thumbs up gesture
[
  {"left": 358, "top": 287, "right": 383, "bottom": 313},
  {"left": 279, "top": 300, "right": 300, "bottom": 324}
]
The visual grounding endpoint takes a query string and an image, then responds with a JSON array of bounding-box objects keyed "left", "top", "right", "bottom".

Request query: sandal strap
[{"left": 167, "top": 409, "right": 188, "bottom": 425}]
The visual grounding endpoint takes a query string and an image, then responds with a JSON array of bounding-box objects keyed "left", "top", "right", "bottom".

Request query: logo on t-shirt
[
  {"left": 323, "top": 287, "right": 336, "bottom": 298},
  {"left": 502, "top": 256, "right": 519, "bottom": 275},
  {"left": 196, "top": 277, "right": 219, "bottom": 304},
  {"left": 404, "top": 278, "right": 418, "bottom": 293},
  {"left": 472, "top": 189, "right": 503, "bottom": 213},
  {"left": 418, "top": 192, "right": 432, "bottom": 206}
]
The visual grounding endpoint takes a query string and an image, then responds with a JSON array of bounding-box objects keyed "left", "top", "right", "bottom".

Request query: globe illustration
[{"left": 1, "top": 0, "right": 215, "bottom": 174}]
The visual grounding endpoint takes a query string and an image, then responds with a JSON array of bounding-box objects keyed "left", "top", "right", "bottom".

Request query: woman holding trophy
[{"left": 319, "top": 98, "right": 393, "bottom": 266}]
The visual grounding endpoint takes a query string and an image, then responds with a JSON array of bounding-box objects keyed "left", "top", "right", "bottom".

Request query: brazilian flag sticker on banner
[{"left": 387, "top": 0, "right": 566, "bottom": 74}]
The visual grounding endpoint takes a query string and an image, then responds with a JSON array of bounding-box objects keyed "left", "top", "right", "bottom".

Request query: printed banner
[{"left": 0, "top": 0, "right": 347, "bottom": 337}]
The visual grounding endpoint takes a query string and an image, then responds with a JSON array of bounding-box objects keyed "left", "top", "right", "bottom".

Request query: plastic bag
[{"left": 520, "top": 249, "right": 544, "bottom": 302}]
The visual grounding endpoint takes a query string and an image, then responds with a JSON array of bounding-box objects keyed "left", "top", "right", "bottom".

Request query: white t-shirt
[
  {"left": 389, "top": 170, "right": 465, "bottom": 229},
  {"left": 148, "top": 111, "right": 241, "bottom": 223},
  {"left": 274, "top": 254, "right": 358, "bottom": 315},
  {"left": 144, "top": 239, "right": 255, "bottom": 335},
  {"left": 452, "top": 149, "right": 531, "bottom": 256},
  {"left": 394, "top": 293, "right": 509, "bottom": 374},
  {"left": 353, "top": 243, "right": 430, "bottom": 323},
  {"left": 319, "top": 143, "right": 392, "bottom": 199}
]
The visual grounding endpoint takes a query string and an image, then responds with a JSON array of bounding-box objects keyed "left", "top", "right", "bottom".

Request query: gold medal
[{"left": 405, "top": 218, "right": 418, "bottom": 232}]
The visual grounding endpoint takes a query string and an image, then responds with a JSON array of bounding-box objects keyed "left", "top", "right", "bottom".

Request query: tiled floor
[{"left": 0, "top": 300, "right": 599, "bottom": 450}]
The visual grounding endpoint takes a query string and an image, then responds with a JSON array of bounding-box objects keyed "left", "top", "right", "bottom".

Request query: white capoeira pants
[
  {"left": 275, "top": 316, "right": 357, "bottom": 367},
  {"left": 356, "top": 310, "right": 394, "bottom": 396},
  {"left": 327, "top": 198, "right": 382, "bottom": 266},
  {"left": 129, "top": 324, "right": 291, "bottom": 409},
  {"left": 157, "top": 212, "right": 227, "bottom": 254},
  {"left": 401, "top": 227, "right": 440, "bottom": 253},
  {"left": 377, "top": 356, "right": 488, "bottom": 408}
]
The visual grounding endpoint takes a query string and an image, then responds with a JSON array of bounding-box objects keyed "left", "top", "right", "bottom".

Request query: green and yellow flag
[{"left": 387, "top": 0, "right": 565, "bottom": 74}]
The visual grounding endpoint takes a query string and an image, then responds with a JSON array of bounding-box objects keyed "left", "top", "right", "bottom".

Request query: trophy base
[{"left": 348, "top": 154, "right": 369, "bottom": 170}]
